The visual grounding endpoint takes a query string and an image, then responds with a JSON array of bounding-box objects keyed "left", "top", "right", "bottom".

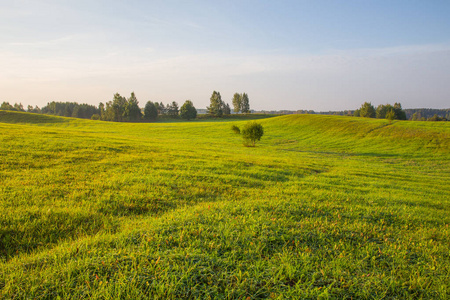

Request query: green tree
[
  {"left": 158, "top": 102, "right": 166, "bottom": 115},
  {"left": 207, "top": 91, "right": 224, "bottom": 117},
  {"left": 241, "top": 93, "right": 250, "bottom": 113},
  {"left": 144, "top": 101, "right": 158, "bottom": 121},
  {"left": 71, "top": 105, "right": 80, "bottom": 118},
  {"left": 111, "top": 93, "right": 127, "bottom": 122},
  {"left": 180, "top": 100, "right": 197, "bottom": 120},
  {"left": 232, "top": 93, "right": 242, "bottom": 113},
  {"left": 103, "top": 102, "right": 113, "bottom": 121},
  {"left": 99, "top": 102, "right": 105, "bottom": 120},
  {"left": 242, "top": 121, "right": 264, "bottom": 147},
  {"left": 223, "top": 103, "right": 231, "bottom": 115},
  {"left": 14, "top": 103, "right": 25, "bottom": 112},
  {"left": 154, "top": 102, "right": 162, "bottom": 115},
  {"left": 393, "top": 102, "right": 407, "bottom": 120},
  {"left": 125, "top": 92, "right": 142, "bottom": 122},
  {"left": 167, "top": 101, "right": 179, "bottom": 118},
  {"left": 102, "top": 94, "right": 127, "bottom": 121},
  {"left": 358, "top": 102, "right": 376, "bottom": 118}
]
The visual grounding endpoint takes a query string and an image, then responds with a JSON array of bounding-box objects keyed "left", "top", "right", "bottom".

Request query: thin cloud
[
  {"left": 8, "top": 35, "right": 78, "bottom": 47},
  {"left": 328, "top": 43, "right": 450, "bottom": 58}
]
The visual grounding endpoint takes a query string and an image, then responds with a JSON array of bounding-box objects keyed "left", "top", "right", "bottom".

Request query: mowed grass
[{"left": 0, "top": 110, "right": 449, "bottom": 299}]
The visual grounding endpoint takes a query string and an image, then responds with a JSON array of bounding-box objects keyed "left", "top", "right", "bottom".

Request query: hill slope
[{"left": 1, "top": 111, "right": 449, "bottom": 299}]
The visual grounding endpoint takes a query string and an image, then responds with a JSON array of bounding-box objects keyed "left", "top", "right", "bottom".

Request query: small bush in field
[
  {"left": 242, "top": 121, "right": 264, "bottom": 147},
  {"left": 231, "top": 125, "right": 240, "bottom": 134}
]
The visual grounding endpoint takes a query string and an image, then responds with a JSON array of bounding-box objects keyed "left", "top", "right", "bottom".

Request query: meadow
[{"left": 0, "top": 110, "right": 449, "bottom": 299}]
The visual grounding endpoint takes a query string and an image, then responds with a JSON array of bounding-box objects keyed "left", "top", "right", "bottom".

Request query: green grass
[{"left": 1, "top": 110, "right": 449, "bottom": 299}]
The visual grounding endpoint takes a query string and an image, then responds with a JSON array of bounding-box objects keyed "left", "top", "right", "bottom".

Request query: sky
[{"left": 1, "top": 0, "right": 449, "bottom": 111}]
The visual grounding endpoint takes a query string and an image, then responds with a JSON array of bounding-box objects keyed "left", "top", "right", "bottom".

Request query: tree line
[
  {"left": 354, "top": 102, "right": 407, "bottom": 120},
  {"left": 353, "top": 102, "right": 448, "bottom": 121},
  {"left": 0, "top": 101, "right": 100, "bottom": 119},
  {"left": 95, "top": 92, "right": 199, "bottom": 122},
  {"left": 0, "top": 90, "right": 251, "bottom": 122},
  {"left": 405, "top": 108, "right": 450, "bottom": 121}
]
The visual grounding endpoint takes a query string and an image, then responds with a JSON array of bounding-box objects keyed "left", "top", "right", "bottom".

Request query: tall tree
[
  {"left": 144, "top": 101, "right": 158, "bottom": 121},
  {"left": 167, "top": 101, "right": 179, "bottom": 118},
  {"left": 232, "top": 93, "right": 242, "bottom": 113},
  {"left": 393, "top": 102, "right": 407, "bottom": 120},
  {"left": 99, "top": 102, "right": 105, "bottom": 120},
  {"left": 241, "top": 93, "right": 250, "bottom": 113},
  {"left": 125, "top": 92, "right": 142, "bottom": 122},
  {"left": 158, "top": 102, "right": 166, "bottom": 115},
  {"left": 223, "top": 103, "right": 231, "bottom": 115},
  {"left": 13, "top": 103, "right": 25, "bottom": 112},
  {"left": 180, "top": 100, "right": 197, "bottom": 120},
  {"left": 103, "top": 101, "right": 114, "bottom": 121},
  {"left": 207, "top": 91, "right": 224, "bottom": 117},
  {"left": 102, "top": 93, "right": 127, "bottom": 121},
  {"left": 64, "top": 104, "right": 73, "bottom": 117},
  {"left": 111, "top": 93, "right": 127, "bottom": 122},
  {"left": 154, "top": 102, "right": 161, "bottom": 115},
  {"left": 71, "top": 106, "right": 80, "bottom": 118}
]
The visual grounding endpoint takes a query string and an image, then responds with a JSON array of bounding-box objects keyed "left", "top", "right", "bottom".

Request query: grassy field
[{"left": 0, "top": 110, "right": 449, "bottom": 299}]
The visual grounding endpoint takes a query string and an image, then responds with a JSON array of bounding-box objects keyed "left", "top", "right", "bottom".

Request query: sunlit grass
[{"left": 0, "top": 110, "right": 449, "bottom": 299}]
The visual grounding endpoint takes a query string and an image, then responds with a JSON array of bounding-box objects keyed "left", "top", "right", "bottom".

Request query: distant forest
[
  {"left": 256, "top": 108, "right": 449, "bottom": 121},
  {"left": 403, "top": 108, "right": 450, "bottom": 120}
]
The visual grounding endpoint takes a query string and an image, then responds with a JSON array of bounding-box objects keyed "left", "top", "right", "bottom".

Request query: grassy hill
[{"left": 1, "top": 110, "right": 449, "bottom": 299}]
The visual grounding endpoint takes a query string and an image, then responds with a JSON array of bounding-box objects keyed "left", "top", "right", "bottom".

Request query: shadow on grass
[
  {"left": 278, "top": 148, "right": 400, "bottom": 158},
  {"left": 0, "top": 212, "right": 117, "bottom": 261},
  {"left": 0, "top": 111, "right": 69, "bottom": 124}
]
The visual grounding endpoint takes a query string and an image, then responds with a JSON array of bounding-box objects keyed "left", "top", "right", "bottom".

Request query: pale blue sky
[{"left": 1, "top": 0, "right": 449, "bottom": 110}]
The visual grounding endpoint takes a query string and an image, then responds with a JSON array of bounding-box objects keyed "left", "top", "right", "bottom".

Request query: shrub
[
  {"left": 386, "top": 109, "right": 395, "bottom": 124},
  {"left": 231, "top": 125, "right": 240, "bottom": 134},
  {"left": 242, "top": 121, "right": 264, "bottom": 147}
]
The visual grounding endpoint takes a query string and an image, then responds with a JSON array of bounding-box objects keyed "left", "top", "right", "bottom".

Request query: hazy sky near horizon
[{"left": 1, "top": 0, "right": 449, "bottom": 111}]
